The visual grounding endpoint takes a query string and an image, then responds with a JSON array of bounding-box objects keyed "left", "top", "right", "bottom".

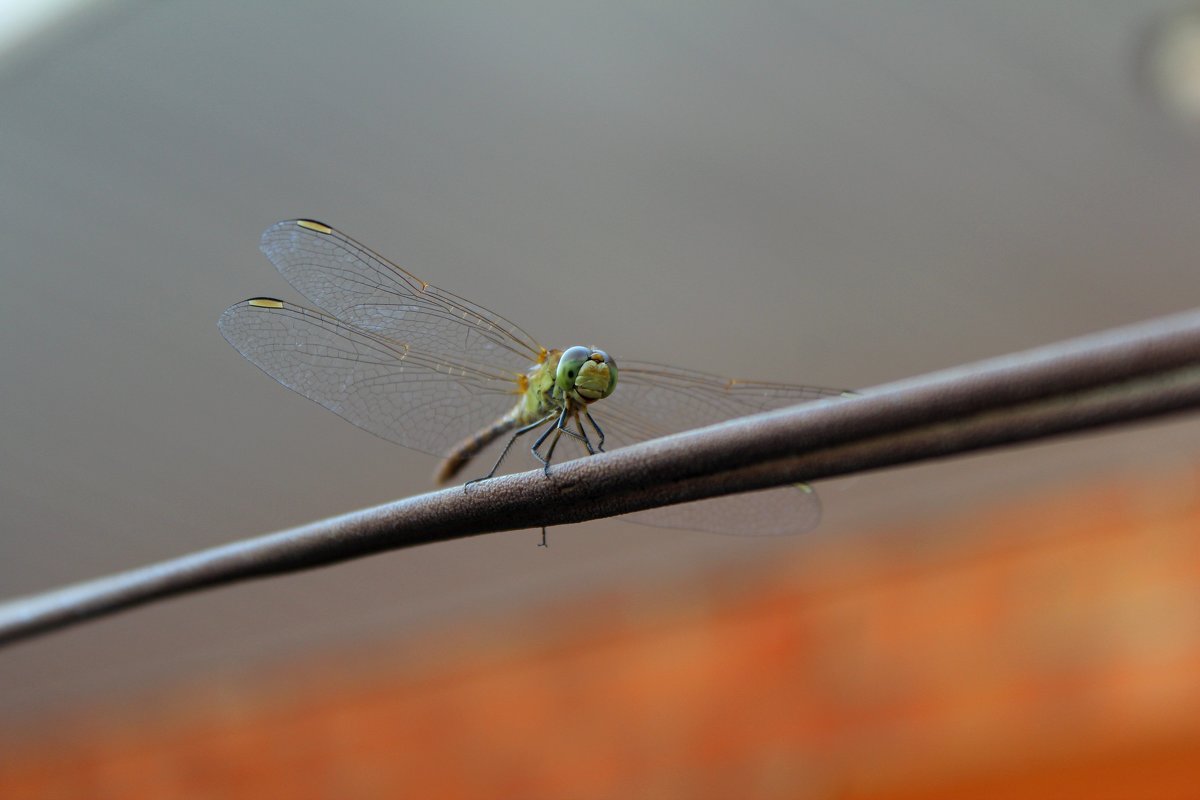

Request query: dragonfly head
[{"left": 556, "top": 346, "right": 618, "bottom": 402}]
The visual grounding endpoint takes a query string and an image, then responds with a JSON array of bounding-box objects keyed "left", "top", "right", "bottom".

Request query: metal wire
[{"left": 3, "top": 308, "right": 1200, "bottom": 647}]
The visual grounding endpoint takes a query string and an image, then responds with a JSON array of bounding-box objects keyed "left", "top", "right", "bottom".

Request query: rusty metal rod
[{"left": 3, "top": 308, "right": 1200, "bottom": 647}]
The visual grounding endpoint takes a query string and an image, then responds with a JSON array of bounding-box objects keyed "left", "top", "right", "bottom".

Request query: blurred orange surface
[{"left": 3, "top": 465, "right": 1200, "bottom": 799}]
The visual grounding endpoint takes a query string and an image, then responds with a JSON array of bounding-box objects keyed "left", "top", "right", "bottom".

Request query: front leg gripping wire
[
  {"left": 534, "top": 405, "right": 599, "bottom": 475},
  {"left": 5, "top": 307, "right": 1200, "bottom": 646}
]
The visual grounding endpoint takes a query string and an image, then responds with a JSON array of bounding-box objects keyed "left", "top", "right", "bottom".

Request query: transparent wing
[
  {"left": 259, "top": 220, "right": 545, "bottom": 374},
  {"left": 226, "top": 220, "right": 848, "bottom": 536},
  {"left": 218, "top": 299, "right": 525, "bottom": 457},
  {"left": 599, "top": 361, "right": 849, "bottom": 449},
  {"left": 595, "top": 362, "right": 850, "bottom": 536},
  {"left": 627, "top": 485, "right": 823, "bottom": 537}
]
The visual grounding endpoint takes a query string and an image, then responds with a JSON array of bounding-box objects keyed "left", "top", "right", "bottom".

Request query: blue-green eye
[{"left": 556, "top": 346, "right": 591, "bottom": 392}]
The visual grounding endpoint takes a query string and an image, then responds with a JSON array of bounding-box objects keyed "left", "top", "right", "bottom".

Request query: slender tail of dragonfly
[{"left": 435, "top": 413, "right": 522, "bottom": 484}]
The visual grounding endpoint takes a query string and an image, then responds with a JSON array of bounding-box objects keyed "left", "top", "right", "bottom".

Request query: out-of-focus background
[{"left": 3, "top": 2, "right": 1200, "bottom": 797}]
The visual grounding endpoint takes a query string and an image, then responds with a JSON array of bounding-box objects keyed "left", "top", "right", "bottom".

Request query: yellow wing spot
[
  {"left": 537, "top": 347, "right": 549, "bottom": 364},
  {"left": 724, "top": 379, "right": 740, "bottom": 390},
  {"left": 247, "top": 298, "right": 285, "bottom": 308},
  {"left": 296, "top": 220, "right": 333, "bottom": 234},
  {"left": 515, "top": 374, "right": 530, "bottom": 394}
]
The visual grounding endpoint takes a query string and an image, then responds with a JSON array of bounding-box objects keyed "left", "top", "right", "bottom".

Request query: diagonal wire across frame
[{"left": 5, "top": 305, "right": 1200, "bottom": 645}]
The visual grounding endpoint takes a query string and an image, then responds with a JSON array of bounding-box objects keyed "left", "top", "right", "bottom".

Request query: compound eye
[{"left": 556, "top": 346, "right": 592, "bottom": 390}]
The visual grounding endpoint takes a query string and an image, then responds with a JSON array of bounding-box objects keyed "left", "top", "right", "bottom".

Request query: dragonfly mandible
[{"left": 219, "top": 220, "right": 848, "bottom": 535}]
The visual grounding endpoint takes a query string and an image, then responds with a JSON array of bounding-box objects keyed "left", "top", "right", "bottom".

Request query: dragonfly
[{"left": 219, "top": 220, "right": 849, "bottom": 538}]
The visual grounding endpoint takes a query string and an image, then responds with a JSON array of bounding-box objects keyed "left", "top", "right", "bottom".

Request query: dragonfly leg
[
  {"left": 583, "top": 409, "right": 606, "bottom": 453},
  {"left": 555, "top": 407, "right": 596, "bottom": 454},
  {"left": 572, "top": 417, "right": 597, "bottom": 455},
  {"left": 538, "top": 527, "right": 548, "bottom": 548},
  {"left": 533, "top": 405, "right": 597, "bottom": 475},
  {"left": 530, "top": 410, "right": 564, "bottom": 475},
  {"left": 540, "top": 429, "right": 564, "bottom": 476},
  {"left": 464, "top": 412, "right": 556, "bottom": 492}
]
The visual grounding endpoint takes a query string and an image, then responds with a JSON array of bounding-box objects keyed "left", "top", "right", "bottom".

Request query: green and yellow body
[{"left": 436, "top": 346, "right": 617, "bottom": 483}]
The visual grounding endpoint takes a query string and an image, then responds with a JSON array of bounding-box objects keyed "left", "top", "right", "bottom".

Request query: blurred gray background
[{"left": 3, "top": 0, "right": 1200, "bottom": 719}]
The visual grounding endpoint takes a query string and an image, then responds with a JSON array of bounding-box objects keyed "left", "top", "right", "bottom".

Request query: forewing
[
  {"left": 218, "top": 299, "right": 523, "bottom": 457},
  {"left": 259, "top": 220, "right": 544, "bottom": 374}
]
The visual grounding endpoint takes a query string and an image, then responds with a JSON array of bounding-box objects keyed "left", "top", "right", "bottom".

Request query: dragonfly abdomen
[{"left": 435, "top": 412, "right": 522, "bottom": 484}]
